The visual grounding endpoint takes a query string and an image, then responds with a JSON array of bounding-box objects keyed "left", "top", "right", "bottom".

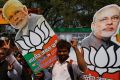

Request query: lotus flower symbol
[
  {"left": 15, "top": 21, "right": 54, "bottom": 55},
  {"left": 83, "top": 46, "right": 120, "bottom": 75}
]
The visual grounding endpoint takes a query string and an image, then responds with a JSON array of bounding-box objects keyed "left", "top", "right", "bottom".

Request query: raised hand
[
  {"left": 8, "top": 60, "right": 15, "bottom": 71},
  {"left": 3, "top": 40, "right": 10, "bottom": 49},
  {"left": 70, "top": 38, "right": 78, "bottom": 48}
]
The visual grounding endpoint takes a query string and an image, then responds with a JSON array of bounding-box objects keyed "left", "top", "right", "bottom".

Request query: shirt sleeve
[
  {"left": 6, "top": 54, "right": 23, "bottom": 75},
  {"left": 7, "top": 69, "right": 22, "bottom": 80},
  {"left": 72, "top": 61, "right": 84, "bottom": 80}
]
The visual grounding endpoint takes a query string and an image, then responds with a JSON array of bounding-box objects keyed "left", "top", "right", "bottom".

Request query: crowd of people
[
  {"left": 0, "top": 35, "right": 32, "bottom": 80},
  {"left": 1, "top": 0, "right": 87, "bottom": 80},
  {"left": 0, "top": 35, "right": 86, "bottom": 80},
  {"left": 0, "top": 0, "right": 120, "bottom": 80},
  {"left": 0, "top": 35, "right": 54, "bottom": 80}
]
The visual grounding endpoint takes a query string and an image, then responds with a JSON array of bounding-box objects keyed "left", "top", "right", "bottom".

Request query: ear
[
  {"left": 22, "top": 6, "right": 28, "bottom": 15},
  {"left": 91, "top": 22, "right": 95, "bottom": 32}
]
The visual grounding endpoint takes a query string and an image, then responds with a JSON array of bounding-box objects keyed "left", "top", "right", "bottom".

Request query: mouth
[
  {"left": 104, "top": 28, "right": 114, "bottom": 31},
  {"left": 16, "top": 19, "right": 23, "bottom": 25}
]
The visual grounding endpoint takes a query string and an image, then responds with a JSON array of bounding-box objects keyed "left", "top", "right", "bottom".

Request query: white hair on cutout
[{"left": 93, "top": 4, "right": 120, "bottom": 23}]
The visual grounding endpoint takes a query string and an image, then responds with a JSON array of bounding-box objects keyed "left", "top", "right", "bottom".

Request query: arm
[
  {"left": 7, "top": 69, "right": 20, "bottom": 80},
  {"left": 7, "top": 59, "right": 22, "bottom": 80},
  {"left": 71, "top": 38, "right": 87, "bottom": 72},
  {"left": 6, "top": 54, "right": 23, "bottom": 75},
  {"left": 3, "top": 40, "right": 23, "bottom": 75}
]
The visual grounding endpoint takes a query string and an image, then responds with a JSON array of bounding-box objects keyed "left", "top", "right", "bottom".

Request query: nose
[
  {"left": 14, "top": 17, "right": 19, "bottom": 21},
  {"left": 106, "top": 19, "right": 113, "bottom": 25},
  {"left": 13, "top": 17, "right": 21, "bottom": 25},
  {"left": 60, "top": 52, "right": 64, "bottom": 55}
]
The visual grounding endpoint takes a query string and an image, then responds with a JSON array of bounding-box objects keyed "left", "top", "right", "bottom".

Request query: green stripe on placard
[{"left": 23, "top": 52, "right": 41, "bottom": 73}]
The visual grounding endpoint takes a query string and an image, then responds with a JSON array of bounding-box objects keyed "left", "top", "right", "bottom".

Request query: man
[
  {"left": 81, "top": 4, "right": 120, "bottom": 50},
  {"left": 0, "top": 47, "right": 23, "bottom": 80},
  {"left": 81, "top": 4, "right": 120, "bottom": 80},
  {"left": 2, "top": 0, "right": 49, "bottom": 41},
  {"left": 52, "top": 39, "right": 87, "bottom": 80},
  {"left": 0, "top": 37, "right": 23, "bottom": 80},
  {"left": 2, "top": 1, "right": 58, "bottom": 79},
  {"left": 0, "top": 48, "right": 11, "bottom": 80}
]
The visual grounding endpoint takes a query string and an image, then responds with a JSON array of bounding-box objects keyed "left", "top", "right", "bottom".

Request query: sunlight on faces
[{"left": 92, "top": 7, "right": 120, "bottom": 38}]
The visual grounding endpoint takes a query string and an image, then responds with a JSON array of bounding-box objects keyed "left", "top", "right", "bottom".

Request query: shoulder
[
  {"left": 81, "top": 35, "right": 90, "bottom": 47},
  {"left": 52, "top": 61, "right": 59, "bottom": 69},
  {"left": 71, "top": 61, "right": 79, "bottom": 69},
  {"left": 71, "top": 60, "right": 84, "bottom": 77},
  {"left": 68, "top": 60, "right": 78, "bottom": 68},
  {"left": 29, "top": 13, "right": 43, "bottom": 18},
  {"left": 29, "top": 13, "right": 43, "bottom": 23},
  {"left": 81, "top": 33, "right": 93, "bottom": 48},
  {"left": 81, "top": 33, "right": 92, "bottom": 43}
]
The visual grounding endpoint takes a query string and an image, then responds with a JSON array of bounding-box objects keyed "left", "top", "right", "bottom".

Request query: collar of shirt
[
  {"left": 57, "top": 58, "right": 71, "bottom": 65},
  {"left": 22, "top": 25, "right": 28, "bottom": 35}
]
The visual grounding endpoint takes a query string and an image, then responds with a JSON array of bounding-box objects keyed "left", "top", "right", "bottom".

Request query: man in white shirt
[{"left": 52, "top": 39, "right": 87, "bottom": 80}]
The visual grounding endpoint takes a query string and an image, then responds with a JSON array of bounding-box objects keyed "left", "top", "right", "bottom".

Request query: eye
[
  {"left": 9, "top": 10, "right": 20, "bottom": 18},
  {"left": 99, "top": 18, "right": 108, "bottom": 22},
  {"left": 8, "top": 15, "right": 13, "bottom": 20},
  {"left": 15, "top": 10, "right": 20, "bottom": 15},
  {"left": 112, "top": 16, "right": 119, "bottom": 20},
  {"left": 57, "top": 50, "right": 68, "bottom": 53},
  {"left": 57, "top": 50, "right": 61, "bottom": 53}
]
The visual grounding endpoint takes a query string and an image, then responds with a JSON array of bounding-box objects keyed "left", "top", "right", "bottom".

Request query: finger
[
  {"left": 3, "top": 40, "right": 10, "bottom": 49},
  {"left": 8, "top": 40, "right": 10, "bottom": 47},
  {"left": 3, "top": 40, "right": 8, "bottom": 46},
  {"left": 11, "top": 60, "right": 15, "bottom": 66}
]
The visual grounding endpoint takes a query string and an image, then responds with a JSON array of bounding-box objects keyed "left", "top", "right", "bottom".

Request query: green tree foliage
[{"left": 1, "top": 0, "right": 120, "bottom": 28}]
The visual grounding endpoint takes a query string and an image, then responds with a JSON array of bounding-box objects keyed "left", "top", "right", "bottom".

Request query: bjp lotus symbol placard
[
  {"left": 83, "top": 46, "right": 120, "bottom": 75},
  {"left": 15, "top": 20, "right": 58, "bottom": 73}
]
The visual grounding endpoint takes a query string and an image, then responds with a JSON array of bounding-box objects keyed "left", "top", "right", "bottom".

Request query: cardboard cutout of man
[
  {"left": 2, "top": 0, "right": 55, "bottom": 51},
  {"left": 81, "top": 4, "right": 120, "bottom": 80},
  {"left": 2, "top": 0, "right": 45, "bottom": 40},
  {"left": 2, "top": 0, "right": 58, "bottom": 74}
]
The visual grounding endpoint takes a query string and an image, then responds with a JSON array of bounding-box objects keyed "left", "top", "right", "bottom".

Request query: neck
[
  {"left": 59, "top": 60, "right": 66, "bottom": 64},
  {"left": 58, "top": 57, "right": 69, "bottom": 64},
  {"left": 93, "top": 33, "right": 110, "bottom": 41}
]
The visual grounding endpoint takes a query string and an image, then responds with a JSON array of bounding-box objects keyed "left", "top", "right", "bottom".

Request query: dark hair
[
  {"left": 0, "top": 36, "right": 16, "bottom": 48},
  {"left": 56, "top": 39, "right": 71, "bottom": 52},
  {"left": 0, "top": 40, "right": 4, "bottom": 48}
]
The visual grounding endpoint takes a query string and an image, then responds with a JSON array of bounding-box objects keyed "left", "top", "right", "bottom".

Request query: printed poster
[
  {"left": 82, "top": 20, "right": 120, "bottom": 80},
  {"left": 15, "top": 16, "right": 58, "bottom": 74},
  {"left": 56, "top": 26, "right": 120, "bottom": 80}
]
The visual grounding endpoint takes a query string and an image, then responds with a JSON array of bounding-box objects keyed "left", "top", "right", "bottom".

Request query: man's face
[
  {"left": 0, "top": 48, "right": 6, "bottom": 62},
  {"left": 57, "top": 48, "right": 69, "bottom": 63},
  {"left": 7, "top": 7, "right": 28, "bottom": 29},
  {"left": 92, "top": 7, "right": 120, "bottom": 38}
]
